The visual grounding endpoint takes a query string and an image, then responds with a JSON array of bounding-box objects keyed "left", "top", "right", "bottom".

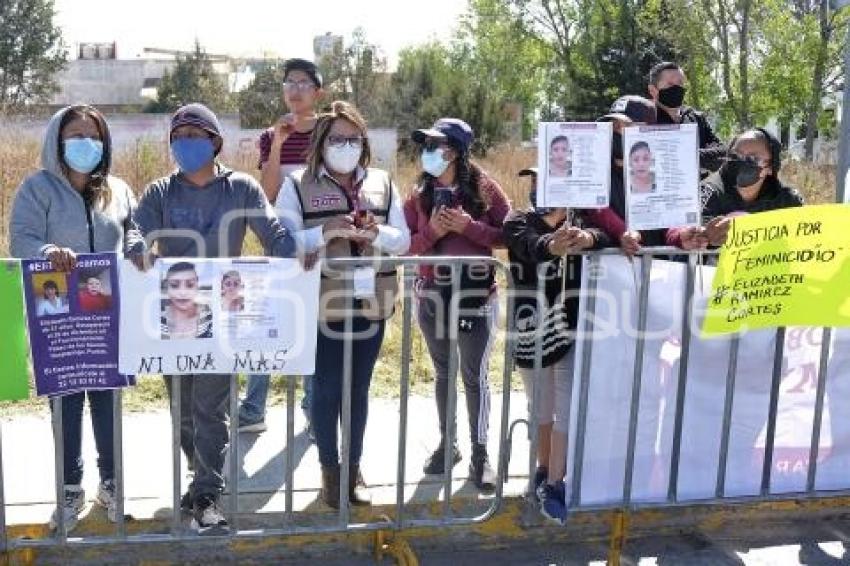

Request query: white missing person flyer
[
  {"left": 118, "top": 258, "right": 320, "bottom": 376},
  {"left": 536, "top": 122, "right": 612, "bottom": 209},
  {"left": 623, "top": 123, "right": 700, "bottom": 231}
]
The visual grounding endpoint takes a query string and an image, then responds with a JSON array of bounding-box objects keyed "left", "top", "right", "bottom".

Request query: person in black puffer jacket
[
  {"left": 648, "top": 61, "right": 726, "bottom": 177},
  {"left": 503, "top": 167, "right": 614, "bottom": 523},
  {"left": 667, "top": 127, "right": 803, "bottom": 250}
]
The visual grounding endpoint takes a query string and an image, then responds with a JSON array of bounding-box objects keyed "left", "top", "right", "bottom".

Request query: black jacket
[
  {"left": 503, "top": 209, "right": 612, "bottom": 368},
  {"left": 700, "top": 170, "right": 804, "bottom": 221},
  {"left": 657, "top": 105, "right": 726, "bottom": 176}
]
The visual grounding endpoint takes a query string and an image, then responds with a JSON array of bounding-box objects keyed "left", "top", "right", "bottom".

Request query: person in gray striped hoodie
[{"left": 503, "top": 167, "right": 613, "bottom": 524}]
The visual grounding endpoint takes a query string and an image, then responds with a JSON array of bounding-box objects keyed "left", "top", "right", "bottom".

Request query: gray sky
[{"left": 54, "top": 0, "right": 467, "bottom": 68}]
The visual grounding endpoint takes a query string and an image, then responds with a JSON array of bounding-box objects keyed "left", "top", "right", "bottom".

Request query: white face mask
[{"left": 323, "top": 144, "right": 362, "bottom": 175}]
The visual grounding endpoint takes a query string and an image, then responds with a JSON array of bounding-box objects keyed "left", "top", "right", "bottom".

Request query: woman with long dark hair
[
  {"left": 404, "top": 118, "right": 510, "bottom": 492},
  {"left": 10, "top": 104, "right": 144, "bottom": 532}
]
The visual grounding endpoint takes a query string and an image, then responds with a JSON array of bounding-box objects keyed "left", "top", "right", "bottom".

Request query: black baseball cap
[
  {"left": 283, "top": 58, "right": 323, "bottom": 89},
  {"left": 599, "top": 96, "right": 657, "bottom": 124},
  {"left": 412, "top": 118, "right": 474, "bottom": 154}
]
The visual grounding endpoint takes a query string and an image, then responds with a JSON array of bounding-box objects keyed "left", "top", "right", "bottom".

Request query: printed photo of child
[
  {"left": 160, "top": 261, "right": 213, "bottom": 340},
  {"left": 77, "top": 270, "right": 112, "bottom": 312},
  {"left": 35, "top": 276, "right": 69, "bottom": 317}
]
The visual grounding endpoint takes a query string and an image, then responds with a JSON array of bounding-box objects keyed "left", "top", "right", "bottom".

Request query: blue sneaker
[{"left": 540, "top": 481, "right": 567, "bottom": 524}]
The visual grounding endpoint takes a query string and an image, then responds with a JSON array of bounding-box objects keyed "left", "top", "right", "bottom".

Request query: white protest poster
[
  {"left": 623, "top": 124, "right": 700, "bottom": 231},
  {"left": 119, "top": 258, "right": 320, "bottom": 376},
  {"left": 536, "top": 122, "right": 612, "bottom": 209},
  {"left": 566, "top": 256, "right": 850, "bottom": 507}
]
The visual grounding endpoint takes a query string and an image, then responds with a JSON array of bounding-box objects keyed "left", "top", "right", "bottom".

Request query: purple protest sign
[{"left": 22, "top": 252, "right": 132, "bottom": 397}]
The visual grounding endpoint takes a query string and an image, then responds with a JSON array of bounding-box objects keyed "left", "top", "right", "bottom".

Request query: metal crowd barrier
[
  {"left": 4, "top": 249, "right": 847, "bottom": 556},
  {"left": 532, "top": 248, "right": 849, "bottom": 519},
  {"left": 0, "top": 255, "right": 520, "bottom": 552}
]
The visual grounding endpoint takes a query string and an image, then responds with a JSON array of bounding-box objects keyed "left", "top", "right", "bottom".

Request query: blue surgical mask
[
  {"left": 63, "top": 138, "right": 103, "bottom": 174},
  {"left": 171, "top": 138, "right": 215, "bottom": 174},
  {"left": 421, "top": 148, "right": 450, "bottom": 177}
]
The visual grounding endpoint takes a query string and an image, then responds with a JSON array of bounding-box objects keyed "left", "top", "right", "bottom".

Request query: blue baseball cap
[{"left": 412, "top": 118, "right": 474, "bottom": 154}]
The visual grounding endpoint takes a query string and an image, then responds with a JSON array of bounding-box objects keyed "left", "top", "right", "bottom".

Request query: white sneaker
[
  {"left": 190, "top": 495, "right": 230, "bottom": 536},
  {"left": 237, "top": 418, "right": 268, "bottom": 433},
  {"left": 96, "top": 479, "right": 118, "bottom": 522},
  {"left": 49, "top": 485, "right": 85, "bottom": 532}
]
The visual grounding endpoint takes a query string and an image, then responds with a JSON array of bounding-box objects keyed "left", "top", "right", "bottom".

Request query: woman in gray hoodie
[{"left": 10, "top": 104, "right": 144, "bottom": 533}]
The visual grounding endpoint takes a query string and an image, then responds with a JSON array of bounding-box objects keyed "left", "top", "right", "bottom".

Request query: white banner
[
  {"left": 119, "top": 258, "right": 319, "bottom": 376},
  {"left": 568, "top": 256, "right": 850, "bottom": 506}
]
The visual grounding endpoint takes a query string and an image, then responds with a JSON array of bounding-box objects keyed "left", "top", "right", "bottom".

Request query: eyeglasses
[
  {"left": 327, "top": 135, "right": 363, "bottom": 148},
  {"left": 283, "top": 80, "right": 317, "bottom": 92},
  {"left": 729, "top": 153, "right": 768, "bottom": 168}
]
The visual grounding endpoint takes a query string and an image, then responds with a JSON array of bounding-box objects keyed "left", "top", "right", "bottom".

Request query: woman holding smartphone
[
  {"left": 275, "top": 101, "right": 410, "bottom": 509},
  {"left": 404, "top": 118, "right": 510, "bottom": 492}
]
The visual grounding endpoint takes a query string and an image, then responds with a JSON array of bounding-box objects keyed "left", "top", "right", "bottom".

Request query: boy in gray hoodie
[
  {"left": 135, "top": 103, "right": 294, "bottom": 535},
  {"left": 10, "top": 104, "right": 144, "bottom": 532}
]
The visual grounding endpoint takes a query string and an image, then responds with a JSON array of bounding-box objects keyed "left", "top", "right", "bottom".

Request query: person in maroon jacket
[
  {"left": 240, "top": 58, "right": 325, "bottom": 435},
  {"left": 404, "top": 118, "right": 510, "bottom": 492}
]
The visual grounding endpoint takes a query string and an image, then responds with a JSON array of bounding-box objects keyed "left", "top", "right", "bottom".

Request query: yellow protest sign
[{"left": 703, "top": 204, "right": 850, "bottom": 336}]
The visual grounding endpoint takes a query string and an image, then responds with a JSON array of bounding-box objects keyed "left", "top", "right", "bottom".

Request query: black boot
[
  {"left": 321, "top": 464, "right": 340, "bottom": 509},
  {"left": 423, "top": 439, "right": 462, "bottom": 475},
  {"left": 469, "top": 444, "right": 496, "bottom": 492},
  {"left": 349, "top": 463, "right": 372, "bottom": 506}
]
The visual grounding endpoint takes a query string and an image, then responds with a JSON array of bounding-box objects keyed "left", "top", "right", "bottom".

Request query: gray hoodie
[
  {"left": 9, "top": 106, "right": 144, "bottom": 259},
  {"left": 135, "top": 165, "right": 294, "bottom": 258}
]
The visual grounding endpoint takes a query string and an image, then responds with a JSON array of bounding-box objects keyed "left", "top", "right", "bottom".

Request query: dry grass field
[{"left": 0, "top": 131, "right": 838, "bottom": 411}]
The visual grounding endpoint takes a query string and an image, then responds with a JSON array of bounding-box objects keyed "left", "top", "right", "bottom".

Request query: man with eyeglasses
[{"left": 239, "top": 58, "right": 324, "bottom": 436}]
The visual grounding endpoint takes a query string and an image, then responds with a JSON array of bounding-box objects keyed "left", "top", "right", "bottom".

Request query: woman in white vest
[{"left": 275, "top": 101, "right": 410, "bottom": 509}]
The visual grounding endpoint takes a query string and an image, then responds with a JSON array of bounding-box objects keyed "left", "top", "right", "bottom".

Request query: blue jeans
[
  {"left": 312, "top": 317, "right": 386, "bottom": 468},
  {"left": 50, "top": 390, "right": 115, "bottom": 486},
  {"left": 239, "top": 374, "right": 313, "bottom": 422}
]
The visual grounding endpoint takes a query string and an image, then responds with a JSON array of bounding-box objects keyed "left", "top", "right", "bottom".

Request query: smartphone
[
  {"left": 354, "top": 209, "right": 369, "bottom": 228},
  {"left": 434, "top": 188, "right": 453, "bottom": 210}
]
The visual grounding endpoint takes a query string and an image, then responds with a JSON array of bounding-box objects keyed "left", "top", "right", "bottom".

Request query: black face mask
[
  {"left": 612, "top": 132, "right": 624, "bottom": 161},
  {"left": 723, "top": 158, "right": 763, "bottom": 189},
  {"left": 735, "top": 159, "right": 763, "bottom": 188},
  {"left": 658, "top": 85, "right": 686, "bottom": 109}
]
